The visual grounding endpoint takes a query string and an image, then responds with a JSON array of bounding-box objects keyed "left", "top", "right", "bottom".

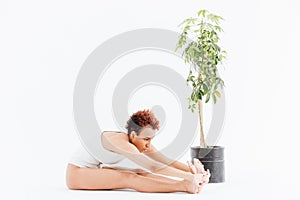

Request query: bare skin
[
  {"left": 100, "top": 129, "right": 201, "bottom": 181},
  {"left": 66, "top": 128, "right": 210, "bottom": 193},
  {"left": 66, "top": 164, "right": 201, "bottom": 193}
]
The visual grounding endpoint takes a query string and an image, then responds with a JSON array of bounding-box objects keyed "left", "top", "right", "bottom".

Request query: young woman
[{"left": 66, "top": 109, "right": 210, "bottom": 194}]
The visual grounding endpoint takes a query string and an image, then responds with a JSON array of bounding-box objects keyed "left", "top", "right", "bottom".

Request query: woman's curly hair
[{"left": 125, "top": 109, "right": 160, "bottom": 135}]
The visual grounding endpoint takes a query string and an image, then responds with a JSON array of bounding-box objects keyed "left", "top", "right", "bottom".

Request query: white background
[{"left": 1, "top": 0, "right": 300, "bottom": 199}]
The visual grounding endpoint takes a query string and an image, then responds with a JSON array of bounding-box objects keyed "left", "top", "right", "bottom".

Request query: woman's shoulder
[
  {"left": 101, "top": 131, "right": 139, "bottom": 155},
  {"left": 102, "top": 131, "right": 128, "bottom": 144},
  {"left": 101, "top": 130, "right": 127, "bottom": 140}
]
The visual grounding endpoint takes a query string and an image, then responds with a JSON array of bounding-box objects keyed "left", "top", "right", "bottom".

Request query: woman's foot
[
  {"left": 188, "top": 159, "right": 211, "bottom": 184},
  {"left": 182, "top": 174, "right": 204, "bottom": 194}
]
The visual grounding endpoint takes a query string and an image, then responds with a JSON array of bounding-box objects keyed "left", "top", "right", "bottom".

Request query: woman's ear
[{"left": 130, "top": 131, "right": 136, "bottom": 140}]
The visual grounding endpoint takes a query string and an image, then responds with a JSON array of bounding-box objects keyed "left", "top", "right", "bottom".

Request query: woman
[{"left": 66, "top": 109, "right": 210, "bottom": 194}]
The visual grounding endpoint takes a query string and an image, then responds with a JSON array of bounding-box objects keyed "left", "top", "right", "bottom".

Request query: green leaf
[
  {"left": 183, "top": 25, "right": 190, "bottom": 32},
  {"left": 215, "top": 25, "right": 223, "bottom": 32},
  {"left": 197, "top": 92, "right": 202, "bottom": 100},
  {"left": 213, "top": 94, "right": 217, "bottom": 104},
  {"left": 205, "top": 93, "right": 210, "bottom": 103},
  {"left": 197, "top": 10, "right": 207, "bottom": 17},
  {"left": 214, "top": 84, "right": 218, "bottom": 90},
  {"left": 203, "top": 83, "right": 208, "bottom": 92},
  {"left": 215, "top": 90, "right": 221, "bottom": 98}
]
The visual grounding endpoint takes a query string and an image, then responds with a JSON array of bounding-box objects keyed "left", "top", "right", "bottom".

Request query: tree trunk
[{"left": 198, "top": 99, "right": 207, "bottom": 148}]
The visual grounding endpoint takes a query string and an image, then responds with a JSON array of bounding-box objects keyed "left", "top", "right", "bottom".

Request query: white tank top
[{"left": 69, "top": 131, "right": 124, "bottom": 168}]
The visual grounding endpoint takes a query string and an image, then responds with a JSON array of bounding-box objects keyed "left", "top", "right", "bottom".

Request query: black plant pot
[{"left": 190, "top": 146, "right": 225, "bottom": 183}]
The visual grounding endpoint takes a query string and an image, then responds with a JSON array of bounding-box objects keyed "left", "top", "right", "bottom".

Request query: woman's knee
[
  {"left": 120, "top": 170, "right": 139, "bottom": 180},
  {"left": 66, "top": 164, "right": 81, "bottom": 190},
  {"left": 66, "top": 164, "right": 140, "bottom": 190}
]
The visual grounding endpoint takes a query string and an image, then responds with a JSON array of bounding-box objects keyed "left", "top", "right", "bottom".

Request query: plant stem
[{"left": 198, "top": 99, "right": 207, "bottom": 148}]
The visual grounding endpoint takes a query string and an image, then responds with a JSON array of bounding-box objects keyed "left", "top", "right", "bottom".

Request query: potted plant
[{"left": 175, "top": 9, "right": 227, "bottom": 183}]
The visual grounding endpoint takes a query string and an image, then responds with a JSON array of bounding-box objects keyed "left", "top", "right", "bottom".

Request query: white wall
[{"left": 1, "top": 0, "right": 300, "bottom": 199}]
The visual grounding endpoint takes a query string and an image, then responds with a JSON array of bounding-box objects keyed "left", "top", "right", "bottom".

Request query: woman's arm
[
  {"left": 101, "top": 134, "right": 196, "bottom": 181},
  {"left": 144, "top": 145, "right": 191, "bottom": 172},
  {"left": 169, "top": 161, "right": 190, "bottom": 172},
  {"left": 144, "top": 147, "right": 210, "bottom": 184}
]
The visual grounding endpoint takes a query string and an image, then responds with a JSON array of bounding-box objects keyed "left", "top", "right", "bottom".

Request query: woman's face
[{"left": 130, "top": 127, "right": 155, "bottom": 153}]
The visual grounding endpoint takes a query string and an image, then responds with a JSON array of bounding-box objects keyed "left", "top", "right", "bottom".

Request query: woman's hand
[{"left": 187, "top": 158, "right": 211, "bottom": 185}]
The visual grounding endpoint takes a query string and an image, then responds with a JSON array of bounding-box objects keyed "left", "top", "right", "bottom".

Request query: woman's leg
[
  {"left": 66, "top": 164, "right": 197, "bottom": 193},
  {"left": 137, "top": 171, "right": 179, "bottom": 183},
  {"left": 137, "top": 172, "right": 203, "bottom": 193},
  {"left": 102, "top": 166, "right": 179, "bottom": 184}
]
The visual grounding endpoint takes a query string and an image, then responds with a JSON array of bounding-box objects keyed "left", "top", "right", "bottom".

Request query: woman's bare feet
[
  {"left": 187, "top": 158, "right": 211, "bottom": 188},
  {"left": 182, "top": 173, "right": 204, "bottom": 194},
  {"left": 192, "top": 158, "right": 211, "bottom": 184}
]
